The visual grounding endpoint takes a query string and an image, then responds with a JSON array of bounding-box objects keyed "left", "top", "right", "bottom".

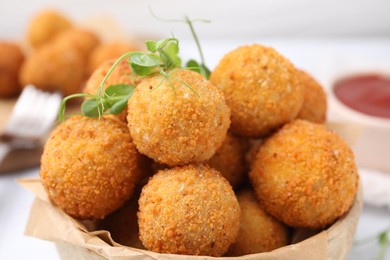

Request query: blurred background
[
  {"left": 1, "top": 0, "right": 390, "bottom": 259},
  {"left": 1, "top": 0, "right": 388, "bottom": 83},
  {"left": 1, "top": 0, "right": 390, "bottom": 40}
]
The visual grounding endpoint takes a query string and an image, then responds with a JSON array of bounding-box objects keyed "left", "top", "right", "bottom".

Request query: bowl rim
[{"left": 21, "top": 178, "right": 363, "bottom": 259}]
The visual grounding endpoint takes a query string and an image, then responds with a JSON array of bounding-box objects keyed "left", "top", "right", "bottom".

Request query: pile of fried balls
[{"left": 37, "top": 27, "right": 358, "bottom": 257}]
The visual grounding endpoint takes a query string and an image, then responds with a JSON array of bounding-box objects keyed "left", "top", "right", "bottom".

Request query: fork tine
[
  {"left": 20, "top": 88, "right": 47, "bottom": 137},
  {"left": 34, "top": 91, "right": 62, "bottom": 136},
  {"left": 3, "top": 85, "right": 37, "bottom": 134},
  {"left": 3, "top": 85, "right": 62, "bottom": 139}
]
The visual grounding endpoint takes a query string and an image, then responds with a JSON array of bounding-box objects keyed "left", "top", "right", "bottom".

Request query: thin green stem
[
  {"left": 58, "top": 93, "right": 93, "bottom": 121},
  {"left": 185, "top": 16, "right": 206, "bottom": 67},
  {"left": 160, "top": 70, "right": 176, "bottom": 96},
  {"left": 150, "top": 75, "right": 166, "bottom": 93},
  {"left": 171, "top": 74, "right": 199, "bottom": 97},
  {"left": 96, "top": 52, "right": 133, "bottom": 116}
]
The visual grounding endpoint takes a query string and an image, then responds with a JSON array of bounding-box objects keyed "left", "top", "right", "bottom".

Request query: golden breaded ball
[
  {"left": 52, "top": 28, "right": 100, "bottom": 59},
  {"left": 227, "top": 190, "right": 288, "bottom": 256},
  {"left": 19, "top": 43, "right": 85, "bottom": 96},
  {"left": 207, "top": 132, "right": 248, "bottom": 188},
  {"left": 88, "top": 42, "right": 139, "bottom": 74},
  {"left": 138, "top": 164, "right": 240, "bottom": 256},
  {"left": 249, "top": 119, "right": 359, "bottom": 229},
  {"left": 210, "top": 45, "right": 304, "bottom": 137},
  {"left": 84, "top": 59, "right": 140, "bottom": 122},
  {"left": 296, "top": 69, "right": 327, "bottom": 123},
  {"left": 127, "top": 69, "right": 230, "bottom": 166},
  {"left": 27, "top": 10, "right": 72, "bottom": 49},
  {"left": 0, "top": 42, "right": 24, "bottom": 97},
  {"left": 40, "top": 116, "right": 141, "bottom": 219}
]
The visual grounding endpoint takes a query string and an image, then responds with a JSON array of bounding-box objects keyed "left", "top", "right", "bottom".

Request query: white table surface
[{"left": 1, "top": 38, "right": 390, "bottom": 259}]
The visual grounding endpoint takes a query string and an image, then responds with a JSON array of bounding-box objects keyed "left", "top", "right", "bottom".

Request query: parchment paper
[{"left": 19, "top": 178, "right": 362, "bottom": 260}]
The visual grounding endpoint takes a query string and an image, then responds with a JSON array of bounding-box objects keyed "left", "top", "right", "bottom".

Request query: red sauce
[{"left": 333, "top": 74, "right": 390, "bottom": 119}]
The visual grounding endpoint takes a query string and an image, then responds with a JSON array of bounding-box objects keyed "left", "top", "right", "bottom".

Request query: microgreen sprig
[
  {"left": 148, "top": 7, "right": 211, "bottom": 79},
  {"left": 183, "top": 16, "right": 211, "bottom": 79},
  {"left": 59, "top": 15, "right": 209, "bottom": 120},
  {"left": 58, "top": 37, "right": 188, "bottom": 120}
]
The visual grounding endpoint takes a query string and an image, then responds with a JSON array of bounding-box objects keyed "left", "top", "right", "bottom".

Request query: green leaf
[
  {"left": 156, "top": 38, "right": 176, "bottom": 50},
  {"left": 160, "top": 41, "right": 181, "bottom": 69},
  {"left": 129, "top": 53, "right": 160, "bottom": 76},
  {"left": 81, "top": 99, "right": 104, "bottom": 118},
  {"left": 185, "top": 60, "right": 210, "bottom": 79},
  {"left": 105, "top": 84, "right": 135, "bottom": 97},
  {"left": 146, "top": 38, "right": 178, "bottom": 53},
  {"left": 145, "top": 40, "right": 157, "bottom": 52},
  {"left": 186, "top": 59, "right": 201, "bottom": 73},
  {"left": 130, "top": 53, "right": 160, "bottom": 67},
  {"left": 109, "top": 94, "right": 132, "bottom": 114}
]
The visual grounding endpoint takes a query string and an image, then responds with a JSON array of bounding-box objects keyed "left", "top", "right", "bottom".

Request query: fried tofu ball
[
  {"left": 40, "top": 116, "right": 141, "bottom": 219},
  {"left": 27, "top": 10, "right": 72, "bottom": 49},
  {"left": 210, "top": 45, "right": 304, "bottom": 137},
  {"left": 88, "top": 42, "right": 139, "bottom": 74},
  {"left": 249, "top": 119, "right": 359, "bottom": 229},
  {"left": 227, "top": 190, "right": 288, "bottom": 256},
  {"left": 52, "top": 28, "right": 100, "bottom": 59},
  {"left": 127, "top": 69, "right": 230, "bottom": 166},
  {"left": 0, "top": 42, "right": 24, "bottom": 97},
  {"left": 84, "top": 59, "right": 140, "bottom": 121},
  {"left": 296, "top": 69, "right": 327, "bottom": 123},
  {"left": 19, "top": 43, "right": 85, "bottom": 96},
  {"left": 207, "top": 132, "right": 248, "bottom": 188},
  {"left": 138, "top": 164, "right": 240, "bottom": 256}
]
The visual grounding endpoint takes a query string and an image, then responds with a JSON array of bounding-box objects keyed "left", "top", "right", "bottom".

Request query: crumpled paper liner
[{"left": 19, "top": 178, "right": 362, "bottom": 260}]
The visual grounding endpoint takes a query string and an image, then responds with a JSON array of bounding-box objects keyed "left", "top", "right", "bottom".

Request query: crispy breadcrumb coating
[
  {"left": 138, "top": 164, "right": 240, "bottom": 256},
  {"left": 40, "top": 116, "right": 141, "bottom": 219},
  {"left": 210, "top": 44, "right": 304, "bottom": 137},
  {"left": 207, "top": 132, "right": 248, "bottom": 188},
  {"left": 19, "top": 43, "right": 85, "bottom": 96},
  {"left": 227, "top": 190, "right": 288, "bottom": 256},
  {"left": 127, "top": 69, "right": 230, "bottom": 166},
  {"left": 296, "top": 69, "right": 327, "bottom": 123},
  {"left": 27, "top": 10, "right": 72, "bottom": 49},
  {"left": 0, "top": 42, "right": 24, "bottom": 97},
  {"left": 250, "top": 119, "right": 359, "bottom": 229}
]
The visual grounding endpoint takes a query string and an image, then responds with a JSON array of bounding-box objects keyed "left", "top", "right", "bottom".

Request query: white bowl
[{"left": 327, "top": 64, "right": 390, "bottom": 173}]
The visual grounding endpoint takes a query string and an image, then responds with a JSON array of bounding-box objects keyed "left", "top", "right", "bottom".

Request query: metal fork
[{"left": 0, "top": 85, "right": 62, "bottom": 164}]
